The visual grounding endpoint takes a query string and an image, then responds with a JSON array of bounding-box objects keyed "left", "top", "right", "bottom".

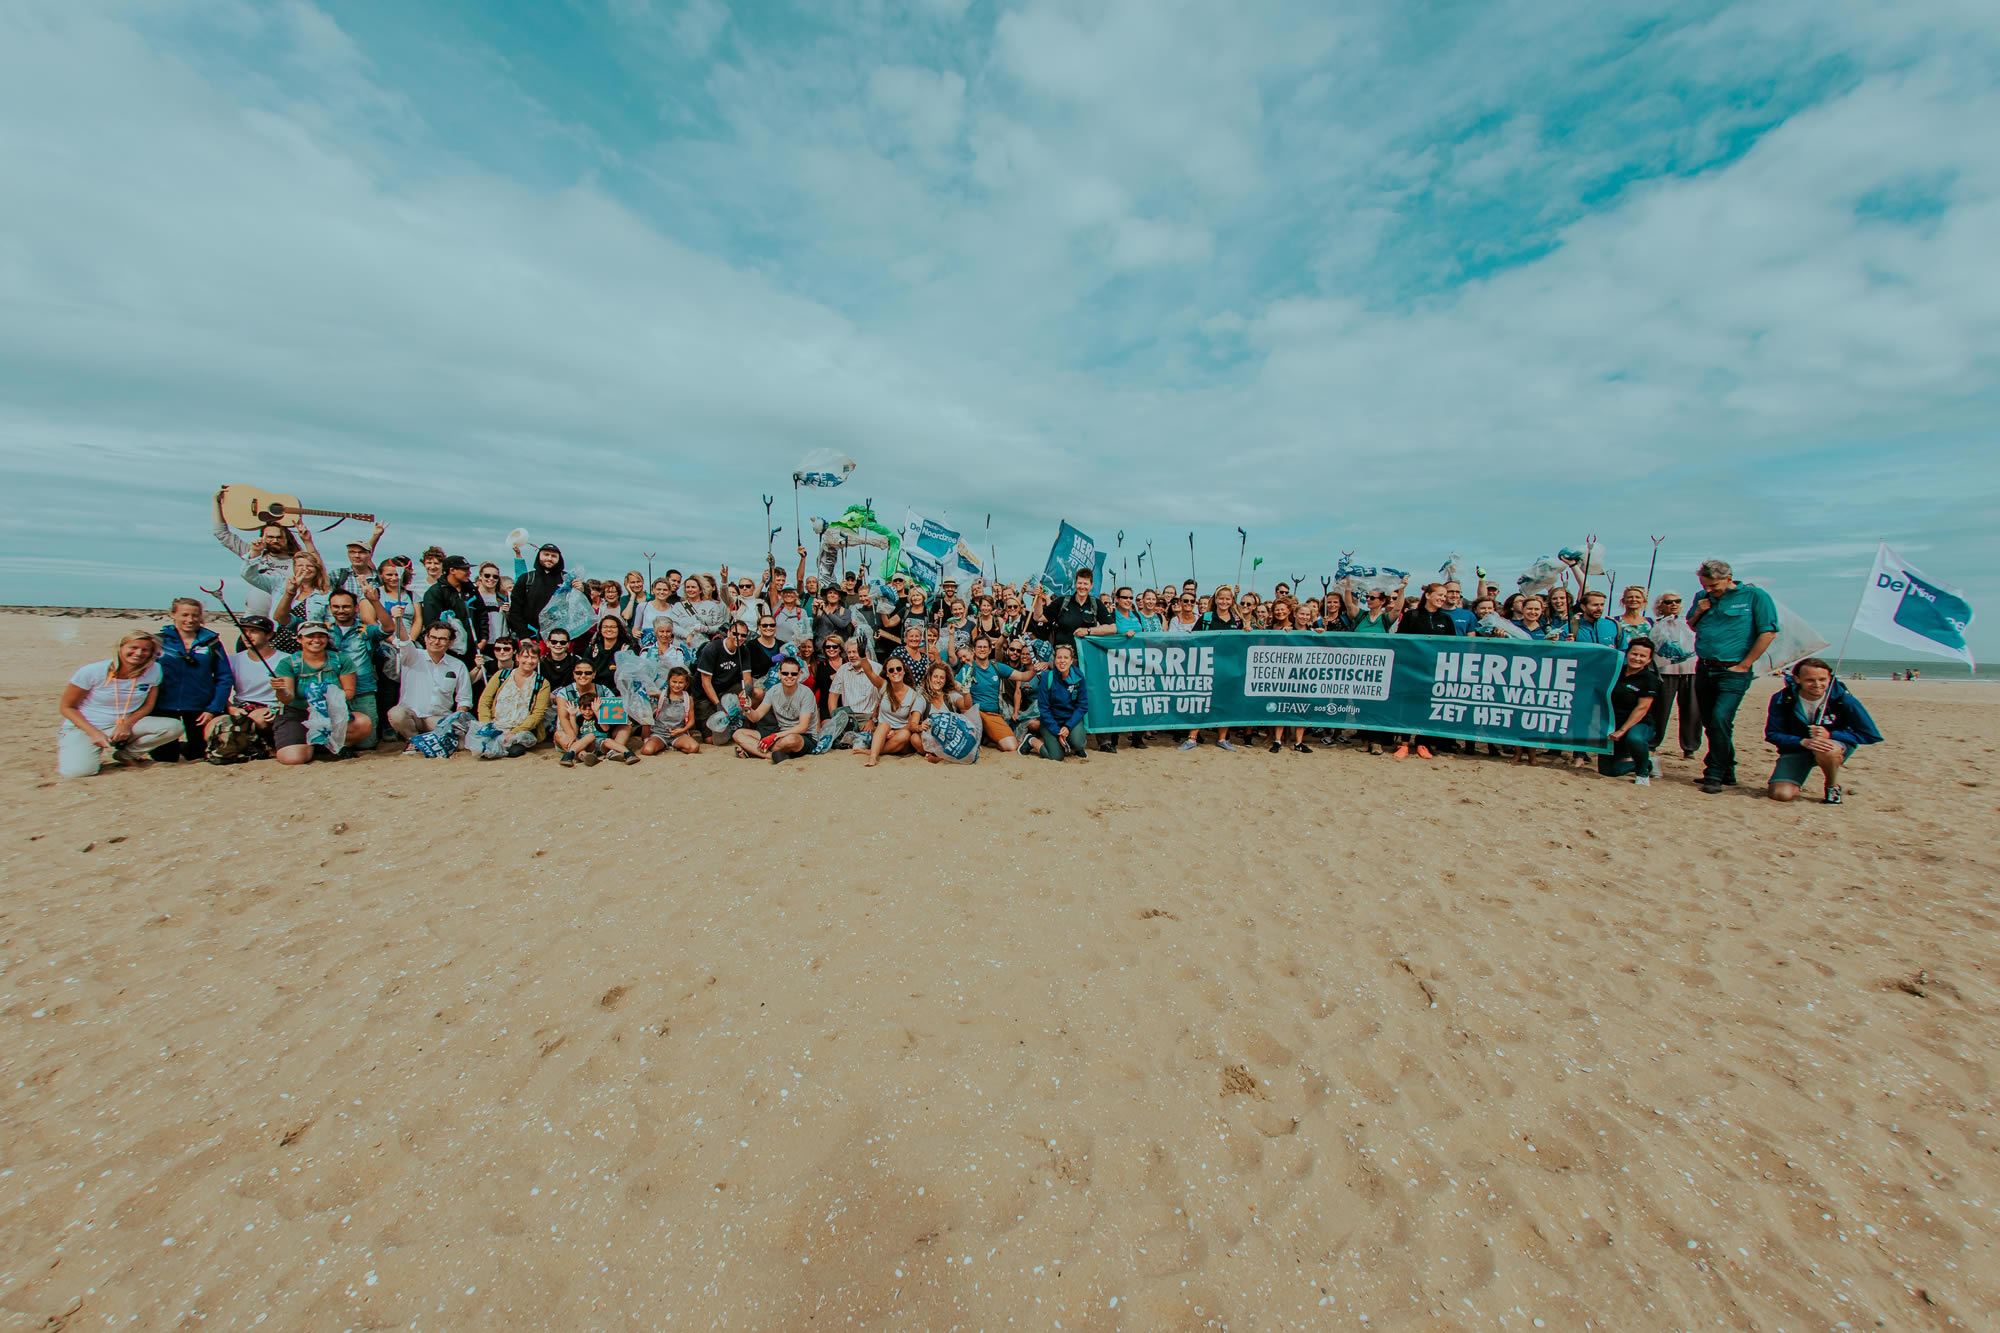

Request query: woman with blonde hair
[
  {"left": 57, "top": 631, "right": 184, "bottom": 779},
  {"left": 262, "top": 550, "right": 332, "bottom": 633}
]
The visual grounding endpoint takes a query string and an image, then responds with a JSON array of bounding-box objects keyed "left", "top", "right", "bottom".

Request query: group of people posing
[{"left": 52, "top": 501, "right": 1881, "bottom": 804}]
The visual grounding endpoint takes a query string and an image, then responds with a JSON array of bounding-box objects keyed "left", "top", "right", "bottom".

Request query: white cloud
[
  {"left": 1, "top": 0, "right": 1997, "bottom": 649},
  {"left": 867, "top": 64, "right": 966, "bottom": 155}
]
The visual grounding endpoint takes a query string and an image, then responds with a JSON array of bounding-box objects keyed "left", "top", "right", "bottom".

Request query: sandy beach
[{"left": 2, "top": 608, "right": 1995, "bottom": 1329}]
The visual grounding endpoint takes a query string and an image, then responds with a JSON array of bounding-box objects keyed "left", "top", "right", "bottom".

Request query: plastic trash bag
[
  {"left": 541, "top": 585, "right": 594, "bottom": 639},
  {"left": 1746, "top": 584, "right": 1831, "bottom": 675},
  {"left": 923, "top": 706, "right": 981, "bottom": 763},
  {"left": 1558, "top": 545, "right": 1609, "bottom": 577},
  {"left": 1335, "top": 555, "right": 1411, "bottom": 600},
  {"left": 1478, "top": 612, "right": 1531, "bottom": 640},
  {"left": 1439, "top": 551, "right": 1464, "bottom": 587},
  {"left": 1516, "top": 555, "right": 1566, "bottom": 595},
  {"left": 813, "top": 707, "right": 853, "bottom": 754},
  {"left": 614, "top": 649, "right": 669, "bottom": 727},
  {"left": 302, "top": 679, "right": 350, "bottom": 753},
  {"left": 408, "top": 710, "right": 472, "bottom": 758}
]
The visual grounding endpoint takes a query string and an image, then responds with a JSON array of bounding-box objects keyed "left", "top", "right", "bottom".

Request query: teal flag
[{"left": 1077, "top": 632, "right": 1622, "bottom": 751}]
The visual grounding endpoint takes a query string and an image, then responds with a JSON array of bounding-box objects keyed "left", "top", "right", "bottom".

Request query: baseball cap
[
  {"left": 240, "top": 615, "right": 276, "bottom": 634},
  {"left": 297, "top": 620, "right": 332, "bottom": 637},
  {"left": 443, "top": 555, "right": 472, "bottom": 572}
]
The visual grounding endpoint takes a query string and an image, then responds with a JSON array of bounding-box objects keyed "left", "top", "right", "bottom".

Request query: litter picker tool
[{"left": 199, "top": 580, "right": 276, "bottom": 682}]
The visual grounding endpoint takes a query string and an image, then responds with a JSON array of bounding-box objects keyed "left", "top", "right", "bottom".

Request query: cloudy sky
[{"left": 3, "top": 0, "right": 1996, "bottom": 655}]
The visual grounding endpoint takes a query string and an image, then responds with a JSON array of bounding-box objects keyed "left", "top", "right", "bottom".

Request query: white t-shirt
[
  {"left": 68, "top": 660, "right": 162, "bottom": 730},
  {"left": 830, "top": 662, "right": 882, "bottom": 718},
  {"left": 229, "top": 650, "right": 281, "bottom": 707}
]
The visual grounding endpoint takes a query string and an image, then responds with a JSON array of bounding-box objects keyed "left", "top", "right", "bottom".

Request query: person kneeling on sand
[
  {"left": 58, "top": 631, "right": 184, "bottom": 779},
  {"left": 271, "top": 623, "right": 372, "bottom": 764},
  {"left": 553, "top": 659, "right": 637, "bottom": 766},
  {"left": 1765, "top": 657, "right": 1881, "bottom": 805}
]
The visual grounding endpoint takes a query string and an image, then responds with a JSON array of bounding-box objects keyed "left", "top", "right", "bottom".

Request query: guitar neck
[{"left": 291, "top": 507, "right": 376, "bottom": 523}]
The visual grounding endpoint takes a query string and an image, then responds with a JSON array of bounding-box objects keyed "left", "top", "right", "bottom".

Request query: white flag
[{"left": 1852, "top": 543, "right": 1976, "bottom": 667}]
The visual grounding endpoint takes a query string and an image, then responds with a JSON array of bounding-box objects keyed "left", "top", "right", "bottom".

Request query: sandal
[
  {"left": 559, "top": 750, "right": 576, "bottom": 768},
  {"left": 580, "top": 749, "right": 600, "bottom": 767},
  {"left": 615, "top": 750, "right": 640, "bottom": 765},
  {"left": 1823, "top": 785, "right": 1843, "bottom": 805}
]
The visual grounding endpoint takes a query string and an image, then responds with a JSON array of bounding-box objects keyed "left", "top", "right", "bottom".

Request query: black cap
[
  {"left": 443, "top": 555, "right": 472, "bottom": 572},
  {"left": 240, "top": 615, "right": 276, "bottom": 634}
]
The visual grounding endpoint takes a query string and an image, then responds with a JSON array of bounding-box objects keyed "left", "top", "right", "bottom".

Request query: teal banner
[{"left": 1078, "top": 632, "right": 1622, "bottom": 752}]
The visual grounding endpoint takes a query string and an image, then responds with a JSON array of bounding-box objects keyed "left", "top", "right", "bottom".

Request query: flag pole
[
  {"left": 1188, "top": 532, "right": 1196, "bottom": 583},
  {"left": 792, "top": 477, "right": 802, "bottom": 550},
  {"left": 1235, "top": 528, "right": 1247, "bottom": 591},
  {"left": 1831, "top": 540, "right": 1883, "bottom": 679}
]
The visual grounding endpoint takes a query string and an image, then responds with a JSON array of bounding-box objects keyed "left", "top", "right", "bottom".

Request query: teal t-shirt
[
  {"left": 273, "top": 653, "right": 347, "bottom": 713},
  {"left": 956, "top": 660, "right": 1022, "bottom": 713},
  {"left": 328, "top": 622, "right": 387, "bottom": 695},
  {"left": 1693, "top": 584, "right": 1779, "bottom": 664},
  {"left": 1349, "top": 612, "right": 1395, "bottom": 634}
]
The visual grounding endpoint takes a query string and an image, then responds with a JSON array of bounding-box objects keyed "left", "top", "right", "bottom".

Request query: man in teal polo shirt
[
  {"left": 325, "top": 588, "right": 389, "bottom": 749},
  {"left": 1685, "top": 558, "right": 1779, "bottom": 793}
]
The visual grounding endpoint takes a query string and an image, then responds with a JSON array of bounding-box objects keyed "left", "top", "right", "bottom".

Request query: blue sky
[{"left": 2, "top": 0, "right": 1996, "bottom": 655}]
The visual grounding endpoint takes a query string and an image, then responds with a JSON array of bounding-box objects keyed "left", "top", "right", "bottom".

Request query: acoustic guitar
[{"left": 219, "top": 485, "right": 376, "bottom": 530}]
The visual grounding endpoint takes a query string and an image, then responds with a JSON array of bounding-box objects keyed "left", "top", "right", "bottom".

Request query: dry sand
[{"left": 2, "top": 609, "right": 1996, "bottom": 1329}]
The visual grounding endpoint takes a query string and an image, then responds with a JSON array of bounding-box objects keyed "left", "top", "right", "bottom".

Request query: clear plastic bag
[
  {"left": 1747, "top": 585, "right": 1831, "bottom": 675},
  {"left": 303, "top": 681, "right": 350, "bottom": 753},
  {"left": 1516, "top": 555, "right": 1565, "bottom": 595},
  {"left": 614, "top": 649, "right": 671, "bottom": 727},
  {"left": 541, "top": 585, "right": 594, "bottom": 639},
  {"left": 1334, "top": 555, "right": 1410, "bottom": 600}
]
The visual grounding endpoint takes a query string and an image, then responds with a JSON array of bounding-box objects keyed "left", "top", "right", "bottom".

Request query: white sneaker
[{"left": 1633, "top": 775, "right": 1651, "bottom": 786}]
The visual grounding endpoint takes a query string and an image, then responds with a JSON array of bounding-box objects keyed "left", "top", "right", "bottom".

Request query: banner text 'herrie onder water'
[{"left": 1078, "top": 632, "right": 1620, "bottom": 751}]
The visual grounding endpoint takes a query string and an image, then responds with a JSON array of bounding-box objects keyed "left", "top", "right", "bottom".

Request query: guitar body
[
  {"left": 219, "top": 486, "right": 303, "bottom": 529},
  {"left": 219, "top": 485, "right": 374, "bottom": 529}
]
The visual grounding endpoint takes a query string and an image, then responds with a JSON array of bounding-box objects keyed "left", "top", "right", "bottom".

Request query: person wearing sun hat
[{"left": 270, "top": 622, "right": 369, "bottom": 763}]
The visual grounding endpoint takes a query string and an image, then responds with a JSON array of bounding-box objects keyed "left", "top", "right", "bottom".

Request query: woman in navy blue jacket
[
  {"left": 1033, "top": 643, "right": 1089, "bottom": 761},
  {"left": 1764, "top": 657, "right": 1881, "bottom": 804},
  {"left": 155, "top": 598, "right": 235, "bottom": 761}
]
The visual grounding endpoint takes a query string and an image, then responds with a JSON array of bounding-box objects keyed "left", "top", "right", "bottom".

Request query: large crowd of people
[{"left": 51, "top": 493, "right": 1881, "bottom": 803}]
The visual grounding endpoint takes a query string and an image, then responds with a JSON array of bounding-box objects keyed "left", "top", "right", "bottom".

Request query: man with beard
[{"left": 507, "top": 543, "right": 569, "bottom": 639}]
